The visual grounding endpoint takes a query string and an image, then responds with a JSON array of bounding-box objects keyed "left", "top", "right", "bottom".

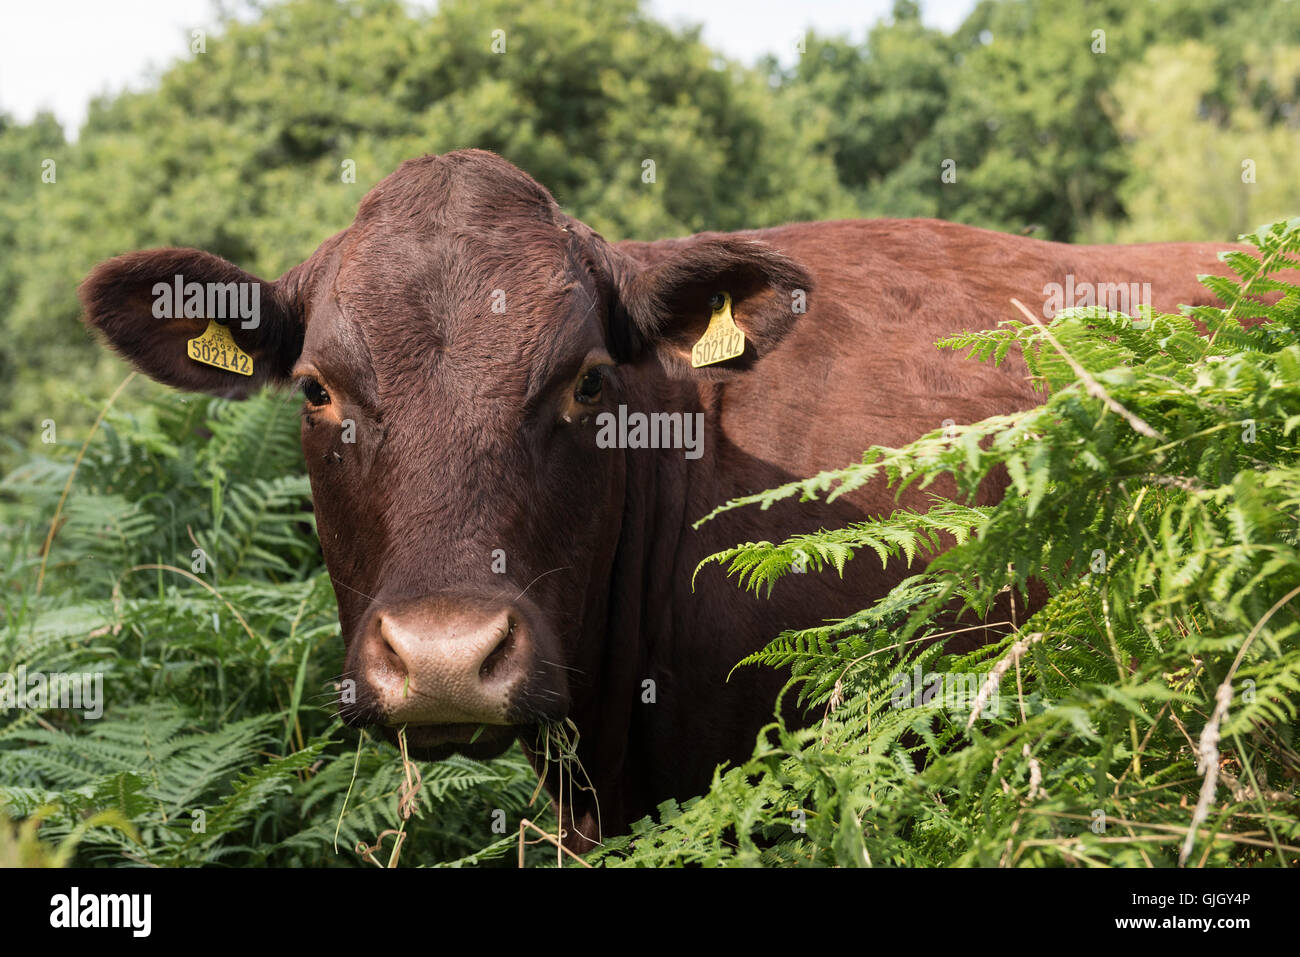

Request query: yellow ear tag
[
  {"left": 690, "top": 291, "right": 746, "bottom": 368},
  {"left": 186, "top": 320, "right": 254, "bottom": 376}
]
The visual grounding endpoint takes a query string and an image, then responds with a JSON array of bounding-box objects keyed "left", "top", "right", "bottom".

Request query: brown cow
[{"left": 79, "top": 149, "right": 1237, "bottom": 850}]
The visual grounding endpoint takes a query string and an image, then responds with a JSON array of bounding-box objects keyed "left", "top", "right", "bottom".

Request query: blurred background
[{"left": 2, "top": 0, "right": 1299, "bottom": 443}]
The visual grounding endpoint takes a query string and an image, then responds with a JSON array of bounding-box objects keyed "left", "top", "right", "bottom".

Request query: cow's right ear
[{"left": 79, "top": 248, "right": 304, "bottom": 398}]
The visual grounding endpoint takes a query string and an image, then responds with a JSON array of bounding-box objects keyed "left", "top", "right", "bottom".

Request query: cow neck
[{"left": 545, "top": 364, "right": 703, "bottom": 845}]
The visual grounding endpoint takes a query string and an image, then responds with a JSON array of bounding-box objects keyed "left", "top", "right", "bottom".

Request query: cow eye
[
  {"left": 574, "top": 367, "right": 604, "bottom": 404},
  {"left": 302, "top": 378, "right": 330, "bottom": 407}
]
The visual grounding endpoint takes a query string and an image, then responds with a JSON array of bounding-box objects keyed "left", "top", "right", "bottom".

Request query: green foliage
[
  {"left": 769, "top": 0, "right": 1300, "bottom": 241},
  {"left": 1093, "top": 41, "right": 1300, "bottom": 243},
  {"left": 0, "top": 384, "right": 554, "bottom": 866},
  {"left": 593, "top": 221, "right": 1300, "bottom": 867}
]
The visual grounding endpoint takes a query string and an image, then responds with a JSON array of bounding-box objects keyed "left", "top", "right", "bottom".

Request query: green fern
[{"left": 0, "top": 388, "right": 555, "bottom": 867}]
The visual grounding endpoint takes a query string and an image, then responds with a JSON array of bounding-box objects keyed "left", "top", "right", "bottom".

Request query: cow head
[{"left": 79, "top": 150, "right": 811, "bottom": 760}]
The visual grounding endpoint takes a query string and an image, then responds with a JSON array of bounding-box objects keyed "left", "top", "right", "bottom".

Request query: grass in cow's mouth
[
  {"left": 333, "top": 728, "right": 367, "bottom": 856},
  {"left": 525, "top": 719, "right": 600, "bottom": 860},
  {"left": 352, "top": 725, "right": 423, "bottom": 868}
]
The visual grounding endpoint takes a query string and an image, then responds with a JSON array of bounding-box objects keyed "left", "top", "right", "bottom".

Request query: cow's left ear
[{"left": 613, "top": 237, "right": 812, "bottom": 378}]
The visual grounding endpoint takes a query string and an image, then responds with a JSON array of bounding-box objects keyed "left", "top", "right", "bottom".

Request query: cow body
[
  {"left": 80, "top": 150, "right": 1237, "bottom": 850},
  {"left": 586, "top": 220, "right": 1233, "bottom": 842}
]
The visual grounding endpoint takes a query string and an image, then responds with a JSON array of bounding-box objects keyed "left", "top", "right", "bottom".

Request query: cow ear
[
  {"left": 79, "top": 248, "right": 304, "bottom": 398},
  {"left": 614, "top": 237, "right": 812, "bottom": 378}
]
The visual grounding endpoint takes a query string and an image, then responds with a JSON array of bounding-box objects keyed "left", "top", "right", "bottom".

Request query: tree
[{"left": 1094, "top": 41, "right": 1300, "bottom": 242}]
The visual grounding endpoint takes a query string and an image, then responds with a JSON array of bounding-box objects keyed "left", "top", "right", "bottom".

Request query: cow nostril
[
  {"left": 478, "top": 616, "right": 518, "bottom": 682},
  {"left": 374, "top": 618, "right": 406, "bottom": 678}
]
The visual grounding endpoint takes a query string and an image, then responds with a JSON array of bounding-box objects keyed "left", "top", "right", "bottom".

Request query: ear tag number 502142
[
  {"left": 187, "top": 319, "right": 254, "bottom": 376},
  {"left": 691, "top": 292, "right": 746, "bottom": 368}
]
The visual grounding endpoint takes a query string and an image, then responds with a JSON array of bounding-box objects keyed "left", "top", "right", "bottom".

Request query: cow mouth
[{"left": 381, "top": 721, "right": 518, "bottom": 761}]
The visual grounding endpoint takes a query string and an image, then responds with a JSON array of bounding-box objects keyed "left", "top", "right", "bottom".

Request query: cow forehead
[
  {"left": 353, "top": 150, "right": 565, "bottom": 231},
  {"left": 335, "top": 222, "right": 576, "bottom": 327},
  {"left": 298, "top": 224, "right": 606, "bottom": 410}
]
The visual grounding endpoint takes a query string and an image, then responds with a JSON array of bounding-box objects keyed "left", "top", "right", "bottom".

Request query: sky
[{"left": 0, "top": 0, "right": 976, "bottom": 136}]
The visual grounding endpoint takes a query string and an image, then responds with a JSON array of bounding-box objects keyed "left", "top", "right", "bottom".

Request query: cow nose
[{"left": 360, "top": 603, "right": 532, "bottom": 726}]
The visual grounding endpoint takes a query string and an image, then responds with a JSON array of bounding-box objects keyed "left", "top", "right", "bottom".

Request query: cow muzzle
[{"left": 345, "top": 593, "right": 567, "bottom": 754}]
